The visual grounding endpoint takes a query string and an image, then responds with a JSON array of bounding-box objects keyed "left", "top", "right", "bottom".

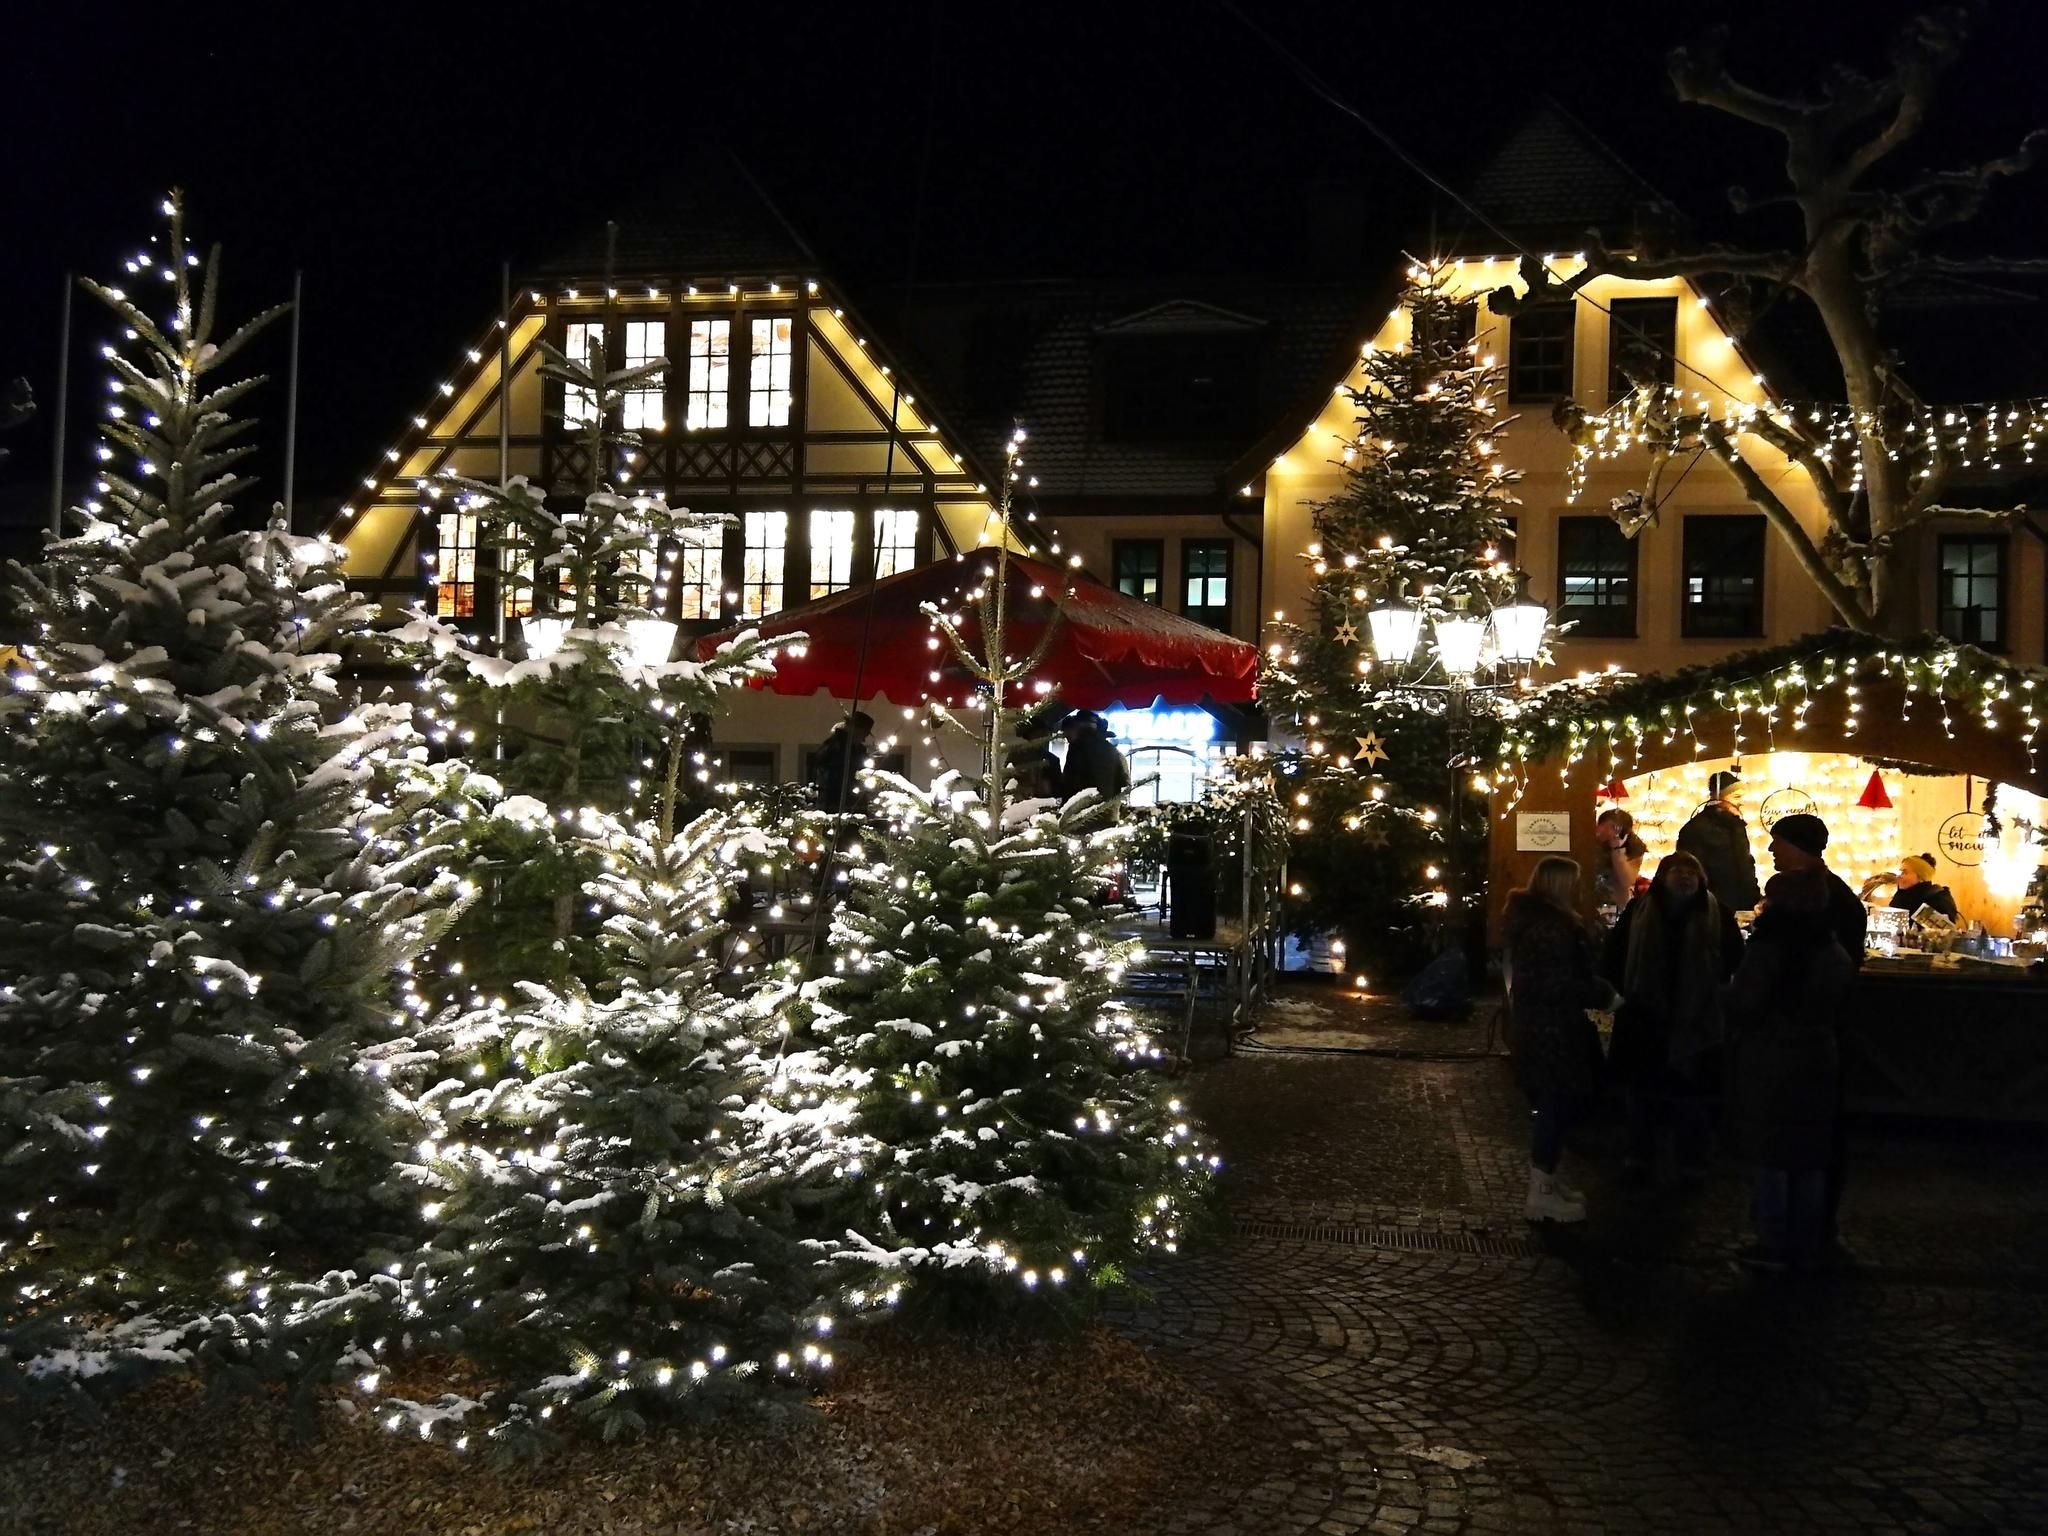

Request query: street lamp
[{"left": 1360, "top": 577, "right": 1551, "bottom": 949}]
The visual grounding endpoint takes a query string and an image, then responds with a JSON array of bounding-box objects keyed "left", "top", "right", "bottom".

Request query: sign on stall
[{"left": 1516, "top": 812, "right": 1571, "bottom": 852}]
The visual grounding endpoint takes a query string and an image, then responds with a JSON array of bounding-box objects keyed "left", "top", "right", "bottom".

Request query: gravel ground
[{"left": 0, "top": 1326, "right": 1279, "bottom": 1536}]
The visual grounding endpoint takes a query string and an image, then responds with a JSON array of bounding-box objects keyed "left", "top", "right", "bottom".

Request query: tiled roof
[
  {"left": 528, "top": 152, "right": 819, "bottom": 283},
  {"left": 880, "top": 280, "right": 1377, "bottom": 500},
  {"left": 1460, "top": 99, "right": 1678, "bottom": 249}
]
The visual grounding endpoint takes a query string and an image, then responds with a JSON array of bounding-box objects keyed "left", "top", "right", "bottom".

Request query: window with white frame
[
  {"left": 622, "top": 320, "right": 665, "bottom": 431},
  {"left": 686, "top": 319, "right": 731, "bottom": 430},
  {"left": 435, "top": 509, "right": 479, "bottom": 619},
  {"left": 674, "top": 524, "right": 723, "bottom": 620},
  {"left": 874, "top": 507, "right": 918, "bottom": 578},
  {"left": 810, "top": 508, "right": 856, "bottom": 598},
  {"left": 742, "top": 510, "right": 786, "bottom": 616},
  {"left": 500, "top": 538, "right": 534, "bottom": 619},
  {"left": 750, "top": 316, "right": 794, "bottom": 427},
  {"left": 563, "top": 320, "right": 603, "bottom": 428}
]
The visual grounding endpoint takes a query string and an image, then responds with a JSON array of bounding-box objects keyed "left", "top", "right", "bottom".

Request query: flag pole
[
  {"left": 48, "top": 274, "right": 72, "bottom": 536},
  {"left": 282, "top": 269, "right": 303, "bottom": 522}
]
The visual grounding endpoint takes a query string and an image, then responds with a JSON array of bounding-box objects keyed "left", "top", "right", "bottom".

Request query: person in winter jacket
[
  {"left": 814, "top": 711, "right": 874, "bottom": 814},
  {"left": 1504, "top": 856, "right": 1616, "bottom": 1224},
  {"left": 1056, "top": 711, "right": 1131, "bottom": 800},
  {"left": 1602, "top": 852, "right": 1743, "bottom": 1185},
  {"left": 1860, "top": 853, "right": 1961, "bottom": 923},
  {"left": 1724, "top": 867, "right": 1857, "bottom": 1270},
  {"left": 1675, "top": 769, "right": 1761, "bottom": 912},
  {"left": 1592, "top": 807, "right": 1648, "bottom": 915}
]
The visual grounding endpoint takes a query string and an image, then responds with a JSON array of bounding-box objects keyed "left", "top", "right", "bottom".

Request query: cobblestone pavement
[{"left": 1112, "top": 991, "right": 2048, "bottom": 1534}]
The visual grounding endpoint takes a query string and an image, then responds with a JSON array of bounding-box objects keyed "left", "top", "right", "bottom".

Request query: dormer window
[{"left": 686, "top": 319, "right": 732, "bottom": 430}]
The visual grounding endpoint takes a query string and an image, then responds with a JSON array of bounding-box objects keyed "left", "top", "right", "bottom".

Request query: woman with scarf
[
  {"left": 1504, "top": 856, "right": 1616, "bottom": 1223},
  {"left": 1602, "top": 852, "right": 1744, "bottom": 1187}
]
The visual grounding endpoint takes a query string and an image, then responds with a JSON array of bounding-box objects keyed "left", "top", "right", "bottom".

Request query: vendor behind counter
[{"left": 1858, "top": 853, "right": 1961, "bottom": 923}]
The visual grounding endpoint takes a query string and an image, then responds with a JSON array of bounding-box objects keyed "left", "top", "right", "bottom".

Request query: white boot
[{"left": 1525, "top": 1165, "right": 1587, "bottom": 1223}]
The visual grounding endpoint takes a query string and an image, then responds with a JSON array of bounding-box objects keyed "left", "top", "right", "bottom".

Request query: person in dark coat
[
  {"left": 1724, "top": 869, "right": 1857, "bottom": 1269},
  {"left": 1504, "top": 855, "right": 1617, "bottom": 1224},
  {"left": 1675, "top": 769, "right": 1761, "bottom": 912},
  {"left": 814, "top": 710, "right": 874, "bottom": 815},
  {"left": 1860, "top": 854, "right": 1960, "bottom": 923},
  {"left": 1765, "top": 812, "right": 1867, "bottom": 965},
  {"left": 1056, "top": 711, "right": 1131, "bottom": 800},
  {"left": 1603, "top": 851, "right": 1744, "bottom": 1185}
]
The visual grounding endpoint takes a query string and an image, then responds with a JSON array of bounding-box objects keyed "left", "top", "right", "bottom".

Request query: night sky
[{"left": 2, "top": 0, "right": 2042, "bottom": 523}]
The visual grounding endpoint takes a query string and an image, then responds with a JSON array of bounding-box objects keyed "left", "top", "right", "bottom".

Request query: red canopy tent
[{"left": 693, "top": 553, "right": 1258, "bottom": 711}]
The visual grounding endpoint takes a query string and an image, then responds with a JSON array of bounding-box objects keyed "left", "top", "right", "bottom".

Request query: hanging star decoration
[
  {"left": 1358, "top": 819, "right": 1391, "bottom": 849},
  {"left": 1355, "top": 731, "right": 1389, "bottom": 768},
  {"left": 1333, "top": 618, "right": 1359, "bottom": 646}
]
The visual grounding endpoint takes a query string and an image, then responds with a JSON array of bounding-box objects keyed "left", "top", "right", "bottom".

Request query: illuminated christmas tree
[
  {"left": 792, "top": 438, "right": 1217, "bottom": 1319},
  {"left": 1260, "top": 267, "right": 1526, "bottom": 976},
  {"left": 300, "top": 322, "right": 859, "bottom": 1447},
  {"left": 0, "top": 196, "right": 465, "bottom": 1355}
]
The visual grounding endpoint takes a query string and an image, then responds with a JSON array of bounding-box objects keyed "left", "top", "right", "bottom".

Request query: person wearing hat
[
  {"left": 1056, "top": 711, "right": 1131, "bottom": 800},
  {"left": 1859, "top": 853, "right": 1961, "bottom": 923},
  {"left": 1764, "top": 812, "right": 1868, "bottom": 965},
  {"left": 1676, "top": 768, "right": 1761, "bottom": 912}
]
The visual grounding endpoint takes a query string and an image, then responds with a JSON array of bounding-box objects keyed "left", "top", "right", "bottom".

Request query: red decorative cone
[
  {"left": 1857, "top": 769, "right": 1892, "bottom": 810},
  {"left": 1598, "top": 778, "right": 1628, "bottom": 801}
]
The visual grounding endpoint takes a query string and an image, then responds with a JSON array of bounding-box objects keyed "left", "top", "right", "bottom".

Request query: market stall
[{"left": 1488, "top": 635, "right": 2048, "bottom": 1121}]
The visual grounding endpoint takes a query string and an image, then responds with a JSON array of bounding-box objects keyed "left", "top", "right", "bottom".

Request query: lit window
[
  {"left": 675, "top": 525, "right": 723, "bottom": 620},
  {"left": 623, "top": 320, "right": 665, "bottom": 431},
  {"left": 686, "top": 320, "right": 731, "bottom": 430},
  {"left": 750, "top": 317, "right": 794, "bottom": 427},
  {"left": 810, "top": 508, "right": 856, "bottom": 598},
  {"left": 743, "top": 510, "right": 786, "bottom": 616},
  {"left": 873, "top": 508, "right": 918, "bottom": 579},
  {"left": 500, "top": 539, "right": 534, "bottom": 619},
  {"left": 1181, "top": 540, "right": 1232, "bottom": 629},
  {"left": 435, "top": 510, "right": 478, "bottom": 619},
  {"left": 563, "top": 321, "right": 603, "bottom": 428}
]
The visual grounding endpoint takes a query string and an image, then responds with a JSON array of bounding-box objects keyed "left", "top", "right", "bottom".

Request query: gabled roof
[
  {"left": 529, "top": 151, "right": 819, "bottom": 282},
  {"left": 1458, "top": 98, "right": 1681, "bottom": 251},
  {"left": 880, "top": 279, "right": 1376, "bottom": 501}
]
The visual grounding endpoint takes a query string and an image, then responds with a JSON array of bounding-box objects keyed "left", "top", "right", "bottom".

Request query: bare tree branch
[
  {"left": 1696, "top": 420, "right": 1875, "bottom": 630},
  {"left": 1667, "top": 28, "right": 1808, "bottom": 134}
]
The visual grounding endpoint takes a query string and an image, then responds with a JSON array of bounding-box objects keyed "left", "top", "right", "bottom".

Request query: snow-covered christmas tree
[
  {"left": 792, "top": 435, "right": 1217, "bottom": 1319},
  {"left": 305, "top": 312, "right": 861, "bottom": 1447},
  {"left": 0, "top": 196, "right": 465, "bottom": 1371},
  {"left": 1260, "top": 265, "right": 1528, "bottom": 975}
]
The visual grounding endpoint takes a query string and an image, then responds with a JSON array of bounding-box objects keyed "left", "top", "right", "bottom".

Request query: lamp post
[{"left": 1363, "top": 578, "right": 1549, "bottom": 948}]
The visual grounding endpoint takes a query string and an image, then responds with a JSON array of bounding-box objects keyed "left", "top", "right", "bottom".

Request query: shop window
[
  {"left": 874, "top": 508, "right": 919, "bottom": 579},
  {"left": 686, "top": 319, "right": 731, "bottom": 431},
  {"left": 720, "top": 747, "right": 780, "bottom": 787},
  {"left": 1606, "top": 297, "right": 1677, "bottom": 403},
  {"left": 434, "top": 508, "right": 479, "bottom": 619},
  {"left": 622, "top": 320, "right": 665, "bottom": 431},
  {"left": 749, "top": 316, "right": 794, "bottom": 427},
  {"left": 1557, "top": 516, "right": 1636, "bottom": 637},
  {"left": 563, "top": 320, "right": 603, "bottom": 428},
  {"left": 1938, "top": 535, "right": 2006, "bottom": 649},
  {"left": 742, "top": 510, "right": 786, "bottom": 617},
  {"left": 1181, "top": 539, "right": 1232, "bottom": 629},
  {"left": 1682, "top": 515, "right": 1765, "bottom": 638},
  {"left": 1114, "top": 539, "right": 1164, "bottom": 604},
  {"left": 674, "top": 525, "right": 722, "bottom": 621},
  {"left": 1508, "top": 302, "right": 1575, "bottom": 403},
  {"left": 809, "top": 508, "right": 856, "bottom": 599}
]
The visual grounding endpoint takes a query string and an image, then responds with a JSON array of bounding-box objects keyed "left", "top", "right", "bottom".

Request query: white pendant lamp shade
[
  {"left": 1367, "top": 601, "right": 1422, "bottom": 665},
  {"left": 624, "top": 617, "right": 680, "bottom": 666},
  {"left": 523, "top": 616, "right": 571, "bottom": 659}
]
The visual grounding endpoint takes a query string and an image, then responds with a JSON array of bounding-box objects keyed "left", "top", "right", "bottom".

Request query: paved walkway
[{"left": 1112, "top": 985, "right": 2048, "bottom": 1534}]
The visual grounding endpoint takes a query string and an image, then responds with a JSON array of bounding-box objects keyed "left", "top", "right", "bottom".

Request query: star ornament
[
  {"left": 1333, "top": 619, "right": 1359, "bottom": 645},
  {"left": 1355, "top": 732, "right": 1389, "bottom": 767}
]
